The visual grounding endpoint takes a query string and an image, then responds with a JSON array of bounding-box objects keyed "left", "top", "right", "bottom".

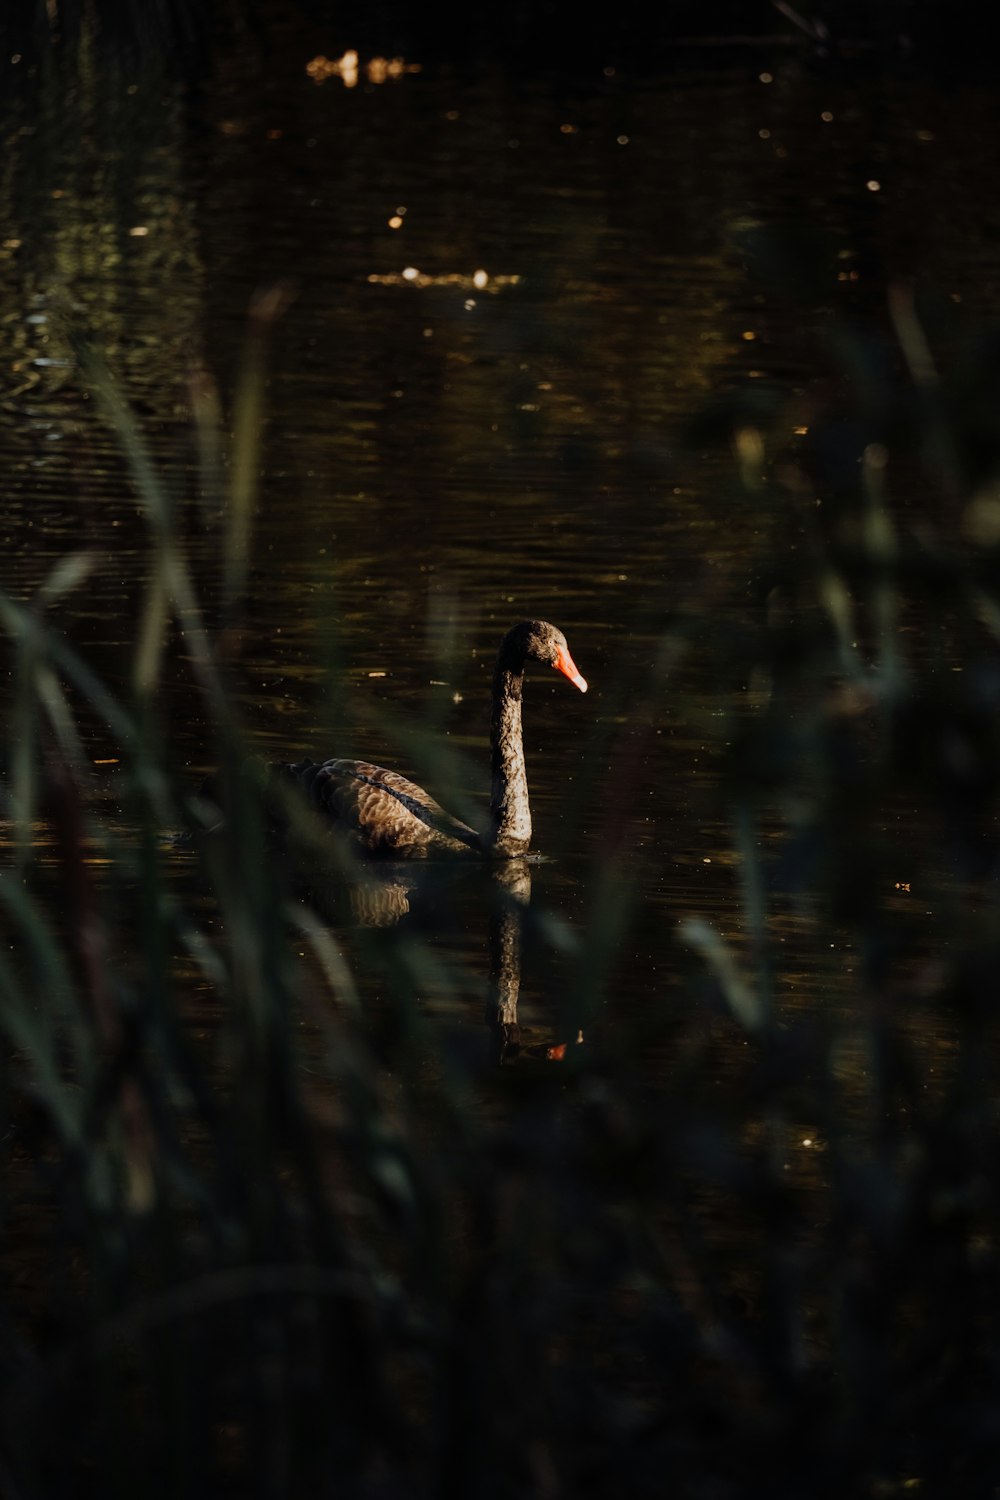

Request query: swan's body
[{"left": 276, "top": 620, "right": 587, "bottom": 859}]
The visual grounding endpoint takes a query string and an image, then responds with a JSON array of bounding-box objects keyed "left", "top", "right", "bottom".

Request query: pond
[
  {"left": 4, "top": 20, "right": 993, "bottom": 1047},
  {"left": 2, "top": 14, "right": 1000, "bottom": 1494}
]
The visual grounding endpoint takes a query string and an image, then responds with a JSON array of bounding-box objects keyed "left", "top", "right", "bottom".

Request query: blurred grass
[{"left": 3, "top": 288, "right": 1000, "bottom": 1500}]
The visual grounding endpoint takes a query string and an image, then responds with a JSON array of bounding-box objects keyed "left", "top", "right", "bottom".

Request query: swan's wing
[{"left": 278, "top": 758, "right": 481, "bottom": 856}]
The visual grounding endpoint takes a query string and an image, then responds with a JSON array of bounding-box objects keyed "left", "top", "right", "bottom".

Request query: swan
[{"left": 274, "top": 620, "right": 587, "bottom": 858}]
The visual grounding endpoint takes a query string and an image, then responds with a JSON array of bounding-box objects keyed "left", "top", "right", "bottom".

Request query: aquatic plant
[{"left": 3, "top": 285, "right": 1000, "bottom": 1500}]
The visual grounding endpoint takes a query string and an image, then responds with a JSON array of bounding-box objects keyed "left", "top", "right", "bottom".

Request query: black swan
[{"left": 275, "top": 620, "right": 587, "bottom": 858}]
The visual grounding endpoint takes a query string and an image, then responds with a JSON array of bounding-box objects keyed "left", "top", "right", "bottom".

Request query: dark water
[{"left": 2, "top": 21, "right": 995, "bottom": 1067}]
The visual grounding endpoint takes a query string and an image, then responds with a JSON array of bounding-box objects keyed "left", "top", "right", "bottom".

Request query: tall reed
[{"left": 3, "top": 287, "right": 1000, "bottom": 1500}]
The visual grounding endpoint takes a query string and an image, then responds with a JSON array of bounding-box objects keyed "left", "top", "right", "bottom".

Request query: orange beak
[{"left": 553, "top": 646, "right": 588, "bottom": 693}]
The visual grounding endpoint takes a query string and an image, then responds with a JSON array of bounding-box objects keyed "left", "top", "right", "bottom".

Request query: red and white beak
[{"left": 553, "top": 646, "right": 588, "bottom": 693}]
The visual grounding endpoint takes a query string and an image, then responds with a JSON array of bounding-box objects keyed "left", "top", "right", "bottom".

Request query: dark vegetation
[{"left": 3, "top": 256, "right": 1000, "bottom": 1500}]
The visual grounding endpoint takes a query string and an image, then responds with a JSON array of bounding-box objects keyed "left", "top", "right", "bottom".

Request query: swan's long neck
[{"left": 489, "top": 659, "right": 531, "bottom": 856}]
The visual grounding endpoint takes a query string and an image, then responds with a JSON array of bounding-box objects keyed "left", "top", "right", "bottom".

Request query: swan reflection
[
  {"left": 487, "top": 859, "right": 531, "bottom": 1064},
  {"left": 295, "top": 856, "right": 580, "bottom": 1067}
]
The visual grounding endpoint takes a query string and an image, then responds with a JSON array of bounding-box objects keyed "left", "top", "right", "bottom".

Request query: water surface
[{"left": 2, "top": 23, "right": 995, "bottom": 1083}]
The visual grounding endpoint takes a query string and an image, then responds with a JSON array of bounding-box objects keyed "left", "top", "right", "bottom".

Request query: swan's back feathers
[{"left": 276, "top": 758, "right": 481, "bottom": 857}]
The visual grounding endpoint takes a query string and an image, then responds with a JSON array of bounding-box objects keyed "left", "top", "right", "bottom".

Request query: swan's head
[{"left": 504, "top": 620, "right": 588, "bottom": 693}]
